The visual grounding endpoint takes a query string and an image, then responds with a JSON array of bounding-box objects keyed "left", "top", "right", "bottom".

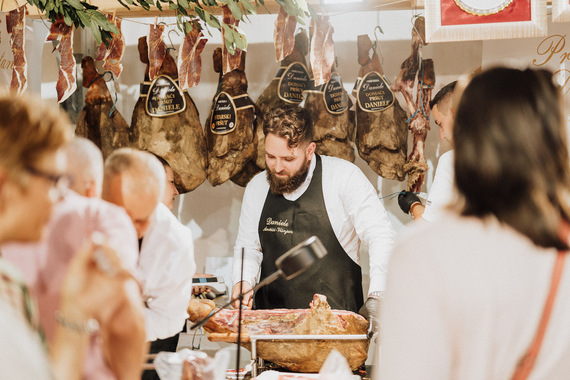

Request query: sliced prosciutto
[
  {"left": 95, "top": 15, "right": 125, "bottom": 79},
  {"left": 221, "top": 6, "right": 243, "bottom": 75},
  {"left": 46, "top": 19, "right": 77, "bottom": 103},
  {"left": 177, "top": 27, "right": 207, "bottom": 90},
  {"left": 6, "top": 5, "right": 27, "bottom": 95},
  {"left": 147, "top": 23, "right": 166, "bottom": 81},
  {"left": 274, "top": 6, "right": 297, "bottom": 62},
  {"left": 309, "top": 16, "right": 334, "bottom": 87}
]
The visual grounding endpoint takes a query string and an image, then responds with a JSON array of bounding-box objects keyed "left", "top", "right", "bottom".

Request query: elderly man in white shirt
[
  {"left": 231, "top": 105, "right": 395, "bottom": 337},
  {"left": 102, "top": 148, "right": 195, "bottom": 380}
]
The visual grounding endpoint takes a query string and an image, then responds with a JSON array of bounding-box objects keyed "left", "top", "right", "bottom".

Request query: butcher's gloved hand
[
  {"left": 398, "top": 191, "right": 422, "bottom": 214},
  {"left": 359, "top": 296, "right": 382, "bottom": 340}
]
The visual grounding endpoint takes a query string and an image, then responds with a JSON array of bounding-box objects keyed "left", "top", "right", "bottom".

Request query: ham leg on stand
[
  {"left": 188, "top": 294, "right": 369, "bottom": 373},
  {"left": 391, "top": 17, "right": 435, "bottom": 192}
]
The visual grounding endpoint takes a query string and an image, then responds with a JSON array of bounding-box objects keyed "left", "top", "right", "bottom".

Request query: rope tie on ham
[
  {"left": 84, "top": 71, "right": 119, "bottom": 117},
  {"left": 405, "top": 58, "right": 431, "bottom": 123}
]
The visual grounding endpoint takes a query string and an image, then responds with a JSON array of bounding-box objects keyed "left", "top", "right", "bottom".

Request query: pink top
[{"left": 1, "top": 191, "right": 138, "bottom": 380}]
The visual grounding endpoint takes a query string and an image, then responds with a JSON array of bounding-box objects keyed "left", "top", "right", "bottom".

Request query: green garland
[{"left": 26, "top": 0, "right": 311, "bottom": 53}]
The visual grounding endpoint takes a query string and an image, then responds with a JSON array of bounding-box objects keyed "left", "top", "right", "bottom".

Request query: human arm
[
  {"left": 230, "top": 281, "right": 253, "bottom": 309},
  {"left": 231, "top": 176, "right": 267, "bottom": 308},
  {"left": 422, "top": 150, "right": 455, "bottom": 222},
  {"left": 143, "top": 234, "right": 195, "bottom": 341},
  {"left": 51, "top": 239, "right": 147, "bottom": 380},
  {"left": 398, "top": 191, "right": 425, "bottom": 220},
  {"left": 338, "top": 165, "right": 396, "bottom": 294}
]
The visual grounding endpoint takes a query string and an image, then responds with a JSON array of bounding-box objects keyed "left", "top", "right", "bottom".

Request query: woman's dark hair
[
  {"left": 454, "top": 67, "right": 570, "bottom": 249},
  {"left": 262, "top": 105, "right": 314, "bottom": 148}
]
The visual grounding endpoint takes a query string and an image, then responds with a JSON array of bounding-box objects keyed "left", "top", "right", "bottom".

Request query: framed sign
[
  {"left": 552, "top": 0, "right": 570, "bottom": 22},
  {"left": 425, "top": 0, "right": 547, "bottom": 42}
]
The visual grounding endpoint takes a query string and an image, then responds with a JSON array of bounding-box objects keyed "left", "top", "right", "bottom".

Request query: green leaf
[
  {"left": 169, "top": 2, "right": 178, "bottom": 10},
  {"left": 205, "top": 13, "right": 221, "bottom": 29},
  {"left": 117, "top": 0, "right": 131, "bottom": 10},
  {"left": 227, "top": 0, "right": 242, "bottom": 20},
  {"left": 89, "top": 19, "right": 102, "bottom": 45},
  {"left": 66, "top": 0, "right": 84, "bottom": 10},
  {"left": 241, "top": 0, "right": 256, "bottom": 15},
  {"left": 76, "top": 10, "right": 90, "bottom": 26},
  {"left": 155, "top": 1, "right": 162, "bottom": 11},
  {"left": 178, "top": 0, "right": 190, "bottom": 8}
]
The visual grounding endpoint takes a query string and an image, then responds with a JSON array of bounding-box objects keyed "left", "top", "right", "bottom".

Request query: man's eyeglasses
[{"left": 25, "top": 166, "right": 69, "bottom": 201}]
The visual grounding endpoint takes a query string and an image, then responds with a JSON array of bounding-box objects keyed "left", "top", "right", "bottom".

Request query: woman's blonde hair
[{"left": 0, "top": 95, "right": 72, "bottom": 183}]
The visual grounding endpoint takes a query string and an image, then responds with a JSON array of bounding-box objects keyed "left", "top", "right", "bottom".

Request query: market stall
[{"left": 1, "top": 0, "right": 570, "bottom": 378}]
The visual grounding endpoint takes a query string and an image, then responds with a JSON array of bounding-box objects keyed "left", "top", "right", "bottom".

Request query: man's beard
[{"left": 267, "top": 159, "right": 310, "bottom": 195}]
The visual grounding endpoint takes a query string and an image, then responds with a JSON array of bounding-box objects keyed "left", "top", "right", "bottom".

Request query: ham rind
[
  {"left": 6, "top": 5, "right": 27, "bottom": 95},
  {"left": 147, "top": 24, "right": 166, "bottom": 81},
  {"left": 221, "top": 6, "right": 243, "bottom": 75},
  {"left": 96, "top": 15, "right": 125, "bottom": 79},
  {"left": 46, "top": 19, "right": 77, "bottom": 103},
  {"left": 274, "top": 6, "right": 297, "bottom": 62},
  {"left": 391, "top": 17, "right": 433, "bottom": 192},
  {"left": 310, "top": 17, "right": 334, "bottom": 86},
  {"left": 177, "top": 28, "right": 207, "bottom": 90}
]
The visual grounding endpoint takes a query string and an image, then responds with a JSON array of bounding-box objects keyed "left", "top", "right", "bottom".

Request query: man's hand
[
  {"left": 359, "top": 296, "right": 382, "bottom": 339},
  {"left": 398, "top": 191, "right": 422, "bottom": 214},
  {"left": 230, "top": 281, "right": 253, "bottom": 309},
  {"left": 192, "top": 273, "right": 214, "bottom": 295}
]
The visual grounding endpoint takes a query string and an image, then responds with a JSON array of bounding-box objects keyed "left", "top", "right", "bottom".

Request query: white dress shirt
[
  {"left": 422, "top": 150, "right": 455, "bottom": 223},
  {"left": 139, "top": 203, "right": 196, "bottom": 341},
  {"left": 233, "top": 155, "right": 395, "bottom": 295}
]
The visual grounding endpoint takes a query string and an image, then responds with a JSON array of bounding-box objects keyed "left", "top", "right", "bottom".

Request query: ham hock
[{"left": 188, "top": 294, "right": 369, "bottom": 372}]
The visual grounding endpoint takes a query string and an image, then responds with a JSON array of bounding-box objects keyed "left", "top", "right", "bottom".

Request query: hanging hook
[
  {"left": 373, "top": 25, "right": 384, "bottom": 65},
  {"left": 411, "top": 14, "right": 426, "bottom": 46},
  {"left": 166, "top": 28, "right": 180, "bottom": 52}
]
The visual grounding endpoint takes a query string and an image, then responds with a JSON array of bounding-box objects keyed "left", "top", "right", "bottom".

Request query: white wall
[{"left": 18, "top": 8, "right": 564, "bottom": 293}]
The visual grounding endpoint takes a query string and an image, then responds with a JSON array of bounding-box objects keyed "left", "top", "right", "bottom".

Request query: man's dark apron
[{"left": 254, "top": 155, "right": 364, "bottom": 312}]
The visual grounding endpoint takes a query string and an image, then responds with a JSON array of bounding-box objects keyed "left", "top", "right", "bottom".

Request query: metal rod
[{"left": 250, "top": 334, "right": 368, "bottom": 341}]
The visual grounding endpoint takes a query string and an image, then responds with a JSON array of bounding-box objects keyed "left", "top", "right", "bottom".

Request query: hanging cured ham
[
  {"left": 206, "top": 48, "right": 256, "bottom": 186},
  {"left": 130, "top": 34, "right": 207, "bottom": 193},
  {"left": 221, "top": 6, "right": 243, "bottom": 75},
  {"left": 305, "top": 24, "right": 355, "bottom": 163},
  {"left": 188, "top": 294, "right": 369, "bottom": 373},
  {"left": 6, "top": 5, "right": 27, "bottom": 95},
  {"left": 46, "top": 18, "right": 77, "bottom": 103},
  {"left": 75, "top": 56, "right": 130, "bottom": 158},
  {"left": 309, "top": 16, "right": 334, "bottom": 87},
  {"left": 274, "top": 6, "right": 296, "bottom": 62},
  {"left": 177, "top": 27, "right": 207, "bottom": 90},
  {"left": 255, "top": 30, "right": 310, "bottom": 169},
  {"left": 95, "top": 15, "right": 125, "bottom": 79},
  {"left": 391, "top": 17, "right": 435, "bottom": 192},
  {"left": 353, "top": 34, "right": 408, "bottom": 181}
]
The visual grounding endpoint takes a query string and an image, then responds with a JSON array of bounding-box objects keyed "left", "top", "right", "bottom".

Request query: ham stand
[{"left": 188, "top": 236, "right": 327, "bottom": 376}]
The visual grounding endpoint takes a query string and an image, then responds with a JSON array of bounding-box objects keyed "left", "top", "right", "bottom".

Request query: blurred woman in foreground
[
  {"left": 0, "top": 95, "right": 145, "bottom": 379},
  {"left": 378, "top": 68, "right": 570, "bottom": 379}
]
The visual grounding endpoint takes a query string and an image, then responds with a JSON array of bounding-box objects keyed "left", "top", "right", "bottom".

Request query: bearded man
[{"left": 230, "top": 105, "right": 395, "bottom": 335}]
